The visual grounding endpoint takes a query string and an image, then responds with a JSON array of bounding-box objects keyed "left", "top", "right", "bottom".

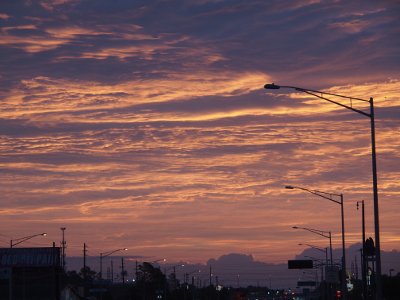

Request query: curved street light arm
[
  {"left": 165, "top": 264, "right": 185, "bottom": 273},
  {"left": 294, "top": 226, "right": 333, "bottom": 266},
  {"left": 150, "top": 258, "right": 166, "bottom": 264},
  {"left": 293, "top": 226, "right": 330, "bottom": 239},
  {"left": 100, "top": 248, "right": 128, "bottom": 258},
  {"left": 11, "top": 233, "right": 47, "bottom": 248},
  {"left": 286, "top": 185, "right": 342, "bottom": 205},
  {"left": 300, "top": 244, "right": 329, "bottom": 267},
  {"left": 264, "top": 83, "right": 371, "bottom": 117},
  {"left": 99, "top": 248, "right": 127, "bottom": 280}
]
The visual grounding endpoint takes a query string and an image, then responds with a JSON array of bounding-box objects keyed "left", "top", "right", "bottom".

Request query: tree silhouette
[{"left": 78, "top": 265, "right": 99, "bottom": 281}]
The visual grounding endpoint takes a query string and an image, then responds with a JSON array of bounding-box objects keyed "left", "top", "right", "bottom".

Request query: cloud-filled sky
[{"left": 1, "top": 0, "right": 400, "bottom": 282}]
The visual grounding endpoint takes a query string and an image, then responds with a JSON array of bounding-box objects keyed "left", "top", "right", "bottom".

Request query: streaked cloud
[{"left": 0, "top": 0, "right": 399, "bottom": 281}]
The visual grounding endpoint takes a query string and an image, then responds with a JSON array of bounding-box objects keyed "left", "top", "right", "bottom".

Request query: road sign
[
  {"left": 297, "top": 281, "right": 316, "bottom": 286},
  {"left": 288, "top": 260, "right": 313, "bottom": 269}
]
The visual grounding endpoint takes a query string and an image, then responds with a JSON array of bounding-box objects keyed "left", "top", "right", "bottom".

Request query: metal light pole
[
  {"left": 99, "top": 248, "right": 127, "bottom": 300},
  {"left": 165, "top": 264, "right": 184, "bottom": 300},
  {"left": 299, "top": 243, "right": 329, "bottom": 268},
  {"left": 295, "top": 226, "right": 335, "bottom": 300},
  {"left": 287, "top": 186, "right": 346, "bottom": 300},
  {"left": 10, "top": 233, "right": 47, "bottom": 247},
  {"left": 100, "top": 248, "right": 128, "bottom": 279},
  {"left": 293, "top": 226, "right": 333, "bottom": 265},
  {"left": 265, "top": 83, "right": 381, "bottom": 300}
]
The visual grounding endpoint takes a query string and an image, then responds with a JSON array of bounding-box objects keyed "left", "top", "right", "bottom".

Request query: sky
[{"left": 1, "top": 0, "right": 400, "bottom": 288}]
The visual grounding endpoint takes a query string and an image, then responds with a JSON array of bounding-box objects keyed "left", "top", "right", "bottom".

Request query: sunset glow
[{"left": 1, "top": 0, "right": 399, "bottom": 288}]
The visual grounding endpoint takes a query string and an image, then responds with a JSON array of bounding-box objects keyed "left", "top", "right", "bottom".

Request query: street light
[
  {"left": 293, "top": 226, "right": 333, "bottom": 265},
  {"left": 287, "top": 185, "right": 346, "bottom": 299},
  {"left": 150, "top": 258, "right": 166, "bottom": 264},
  {"left": 164, "top": 264, "right": 185, "bottom": 283},
  {"left": 100, "top": 248, "right": 128, "bottom": 280},
  {"left": 299, "top": 243, "right": 328, "bottom": 267},
  {"left": 184, "top": 269, "right": 201, "bottom": 283},
  {"left": 165, "top": 264, "right": 184, "bottom": 300},
  {"left": 10, "top": 233, "right": 47, "bottom": 247},
  {"left": 305, "top": 256, "right": 325, "bottom": 266},
  {"left": 265, "top": 83, "right": 382, "bottom": 300}
]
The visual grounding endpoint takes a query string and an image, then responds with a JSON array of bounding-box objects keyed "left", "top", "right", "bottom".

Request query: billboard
[{"left": 0, "top": 247, "right": 60, "bottom": 267}]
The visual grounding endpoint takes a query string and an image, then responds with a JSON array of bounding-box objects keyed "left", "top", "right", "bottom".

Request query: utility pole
[
  {"left": 111, "top": 261, "right": 114, "bottom": 283},
  {"left": 83, "top": 243, "right": 87, "bottom": 298},
  {"left": 209, "top": 266, "right": 212, "bottom": 286},
  {"left": 121, "top": 257, "right": 125, "bottom": 283},
  {"left": 60, "top": 228, "right": 66, "bottom": 272},
  {"left": 121, "top": 258, "right": 126, "bottom": 299}
]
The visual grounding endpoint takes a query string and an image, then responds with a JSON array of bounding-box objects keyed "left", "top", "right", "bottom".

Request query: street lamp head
[
  {"left": 42, "top": 233, "right": 47, "bottom": 236},
  {"left": 293, "top": 226, "right": 298, "bottom": 229},
  {"left": 285, "top": 186, "right": 294, "bottom": 189},
  {"left": 124, "top": 248, "right": 128, "bottom": 251},
  {"left": 264, "top": 83, "right": 281, "bottom": 89}
]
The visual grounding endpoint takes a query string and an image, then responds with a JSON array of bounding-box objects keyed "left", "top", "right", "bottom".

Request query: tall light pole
[
  {"left": 265, "top": 83, "right": 381, "bottom": 300},
  {"left": 100, "top": 248, "right": 128, "bottom": 280},
  {"left": 10, "top": 233, "right": 47, "bottom": 247},
  {"left": 299, "top": 243, "right": 329, "bottom": 267},
  {"left": 184, "top": 269, "right": 201, "bottom": 283},
  {"left": 287, "top": 185, "right": 346, "bottom": 299},
  {"left": 293, "top": 226, "right": 333, "bottom": 265},
  {"left": 165, "top": 264, "right": 184, "bottom": 300},
  {"left": 164, "top": 264, "right": 185, "bottom": 284}
]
